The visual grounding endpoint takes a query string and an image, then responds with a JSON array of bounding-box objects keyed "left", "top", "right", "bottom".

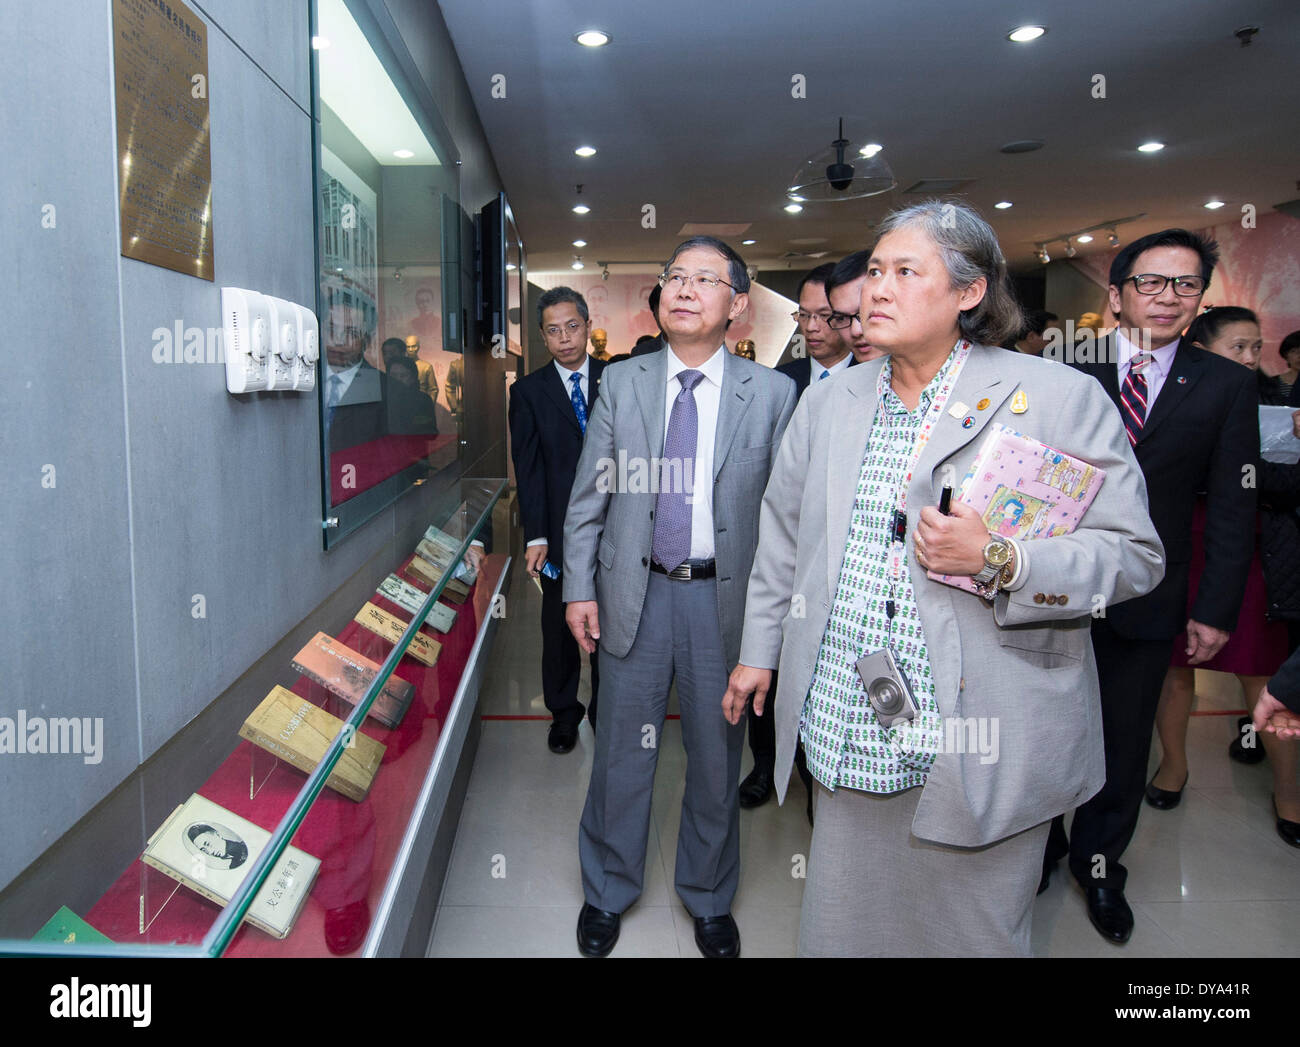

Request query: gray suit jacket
[
  {"left": 738, "top": 343, "right": 1165, "bottom": 847},
  {"left": 564, "top": 348, "right": 797, "bottom": 668}
]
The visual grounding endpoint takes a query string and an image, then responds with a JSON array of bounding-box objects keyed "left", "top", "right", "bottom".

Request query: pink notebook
[{"left": 927, "top": 423, "right": 1106, "bottom": 594}]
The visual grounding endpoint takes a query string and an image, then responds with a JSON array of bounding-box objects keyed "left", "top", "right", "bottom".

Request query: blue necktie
[
  {"left": 651, "top": 370, "right": 704, "bottom": 572},
  {"left": 570, "top": 372, "right": 587, "bottom": 434}
]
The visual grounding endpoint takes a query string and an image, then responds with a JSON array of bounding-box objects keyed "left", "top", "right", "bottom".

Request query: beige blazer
[{"left": 738, "top": 343, "right": 1164, "bottom": 847}]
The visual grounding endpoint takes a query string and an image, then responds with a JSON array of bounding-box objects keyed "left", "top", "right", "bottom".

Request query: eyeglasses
[
  {"left": 791, "top": 309, "right": 833, "bottom": 325},
  {"left": 826, "top": 312, "right": 861, "bottom": 330},
  {"left": 658, "top": 271, "right": 734, "bottom": 292},
  {"left": 1127, "top": 273, "right": 1207, "bottom": 297},
  {"left": 543, "top": 320, "right": 586, "bottom": 338}
]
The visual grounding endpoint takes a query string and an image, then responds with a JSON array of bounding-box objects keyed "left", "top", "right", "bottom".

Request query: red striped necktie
[{"left": 1120, "top": 351, "right": 1153, "bottom": 445}]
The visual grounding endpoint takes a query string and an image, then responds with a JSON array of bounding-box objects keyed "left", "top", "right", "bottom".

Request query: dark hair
[
  {"left": 1109, "top": 228, "right": 1220, "bottom": 289},
  {"left": 1185, "top": 306, "right": 1258, "bottom": 348},
  {"left": 537, "top": 286, "right": 589, "bottom": 328},
  {"left": 1021, "top": 309, "right": 1058, "bottom": 338},
  {"left": 1279, "top": 330, "right": 1300, "bottom": 361},
  {"left": 796, "top": 262, "right": 837, "bottom": 301},
  {"left": 663, "top": 236, "right": 750, "bottom": 295},
  {"left": 380, "top": 337, "right": 407, "bottom": 363},
  {"left": 648, "top": 283, "right": 662, "bottom": 320},
  {"left": 874, "top": 199, "right": 1024, "bottom": 346},
  {"left": 386, "top": 356, "right": 418, "bottom": 381},
  {"left": 631, "top": 337, "right": 662, "bottom": 357},
  {"left": 823, "top": 250, "right": 872, "bottom": 302}
]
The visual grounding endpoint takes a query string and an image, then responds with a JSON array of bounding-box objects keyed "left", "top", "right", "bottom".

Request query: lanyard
[{"left": 879, "top": 340, "right": 973, "bottom": 635}]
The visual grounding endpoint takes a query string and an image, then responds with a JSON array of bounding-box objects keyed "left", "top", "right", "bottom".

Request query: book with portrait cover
[
  {"left": 32, "top": 906, "right": 113, "bottom": 945},
  {"left": 927, "top": 423, "right": 1107, "bottom": 595},
  {"left": 239, "top": 685, "right": 387, "bottom": 802},
  {"left": 291, "top": 631, "right": 413, "bottom": 729},
  {"left": 377, "top": 573, "right": 458, "bottom": 633},
  {"left": 140, "top": 793, "right": 320, "bottom": 940}
]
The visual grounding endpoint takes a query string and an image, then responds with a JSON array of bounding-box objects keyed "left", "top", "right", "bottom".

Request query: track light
[{"left": 1036, "top": 244, "right": 1050, "bottom": 264}]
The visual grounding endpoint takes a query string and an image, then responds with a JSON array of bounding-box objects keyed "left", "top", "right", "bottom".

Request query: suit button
[
  {"left": 1033, "top": 593, "right": 1046, "bottom": 604},
  {"left": 1058, "top": 594, "right": 1069, "bottom": 606},
  {"left": 649, "top": 511, "right": 654, "bottom": 519},
  {"left": 641, "top": 557, "right": 648, "bottom": 567},
  {"left": 1046, "top": 594, "right": 1058, "bottom": 605}
]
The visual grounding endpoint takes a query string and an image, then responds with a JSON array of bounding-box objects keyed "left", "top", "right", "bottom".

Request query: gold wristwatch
[{"left": 972, "top": 534, "right": 1014, "bottom": 598}]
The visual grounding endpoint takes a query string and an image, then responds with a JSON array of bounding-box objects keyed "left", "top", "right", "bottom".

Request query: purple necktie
[{"left": 651, "top": 369, "right": 704, "bottom": 572}]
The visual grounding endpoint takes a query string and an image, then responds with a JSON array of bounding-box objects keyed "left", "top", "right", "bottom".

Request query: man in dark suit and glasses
[
  {"left": 825, "top": 250, "right": 886, "bottom": 365},
  {"left": 508, "top": 287, "right": 606, "bottom": 754},
  {"left": 736, "top": 263, "right": 857, "bottom": 814},
  {"left": 1045, "top": 228, "right": 1257, "bottom": 943},
  {"left": 564, "top": 236, "right": 796, "bottom": 958}
]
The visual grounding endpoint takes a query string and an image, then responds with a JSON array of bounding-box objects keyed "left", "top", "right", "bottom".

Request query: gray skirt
[{"left": 798, "top": 783, "right": 1049, "bottom": 957}]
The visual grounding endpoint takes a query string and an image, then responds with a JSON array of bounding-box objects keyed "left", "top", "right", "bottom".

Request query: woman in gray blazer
[{"left": 723, "top": 200, "right": 1164, "bottom": 956}]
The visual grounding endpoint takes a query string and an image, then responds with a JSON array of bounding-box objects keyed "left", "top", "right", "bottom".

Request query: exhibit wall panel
[
  {"left": 0, "top": 0, "right": 508, "bottom": 893},
  {"left": 0, "top": 0, "right": 141, "bottom": 890}
]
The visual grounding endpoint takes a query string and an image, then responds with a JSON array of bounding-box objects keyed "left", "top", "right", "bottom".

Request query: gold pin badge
[
  {"left": 948, "top": 401, "right": 969, "bottom": 419},
  {"left": 976, "top": 397, "right": 990, "bottom": 411},
  {"left": 1010, "top": 390, "right": 1028, "bottom": 414}
]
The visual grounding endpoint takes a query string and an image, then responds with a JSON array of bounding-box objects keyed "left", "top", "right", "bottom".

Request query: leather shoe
[
  {"left": 694, "top": 913, "right": 740, "bottom": 958},
  {"left": 576, "top": 903, "right": 620, "bottom": 957},
  {"left": 1085, "top": 887, "right": 1134, "bottom": 944},
  {"left": 1273, "top": 795, "right": 1300, "bottom": 848},
  {"left": 1144, "top": 771, "right": 1188, "bottom": 810},
  {"left": 738, "top": 766, "right": 774, "bottom": 808},
  {"left": 548, "top": 721, "right": 578, "bottom": 754},
  {"left": 1228, "top": 716, "right": 1267, "bottom": 764}
]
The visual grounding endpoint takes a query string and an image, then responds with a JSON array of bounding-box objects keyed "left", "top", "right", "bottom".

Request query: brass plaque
[{"left": 113, "top": 0, "right": 213, "bottom": 280}]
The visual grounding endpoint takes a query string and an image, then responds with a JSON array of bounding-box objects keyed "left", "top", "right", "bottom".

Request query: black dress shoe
[
  {"left": 1144, "top": 771, "right": 1188, "bottom": 810},
  {"left": 1085, "top": 887, "right": 1134, "bottom": 944},
  {"left": 548, "top": 721, "right": 578, "bottom": 754},
  {"left": 576, "top": 903, "right": 620, "bottom": 958},
  {"left": 1229, "top": 716, "right": 1267, "bottom": 764},
  {"left": 694, "top": 914, "right": 740, "bottom": 958},
  {"left": 1273, "top": 795, "right": 1300, "bottom": 848},
  {"left": 738, "top": 766, "right": 774, "bottom": 808}
]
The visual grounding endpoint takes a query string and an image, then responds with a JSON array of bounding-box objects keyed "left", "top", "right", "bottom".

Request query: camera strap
[{"left": 879, "top": 339, "right": 973, "bottom": 642}]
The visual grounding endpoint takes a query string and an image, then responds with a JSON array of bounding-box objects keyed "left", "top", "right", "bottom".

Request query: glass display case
[{"left": 0, "top": 478, "right": 508, "bottom": 958}]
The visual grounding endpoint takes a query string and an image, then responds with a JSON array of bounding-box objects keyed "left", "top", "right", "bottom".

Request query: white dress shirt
[
  {"left": 1115, "top": 328, "right": 1180, "bottom": 411},
  {"left": 527, "top": 356, "right": 594, "bottom": 550},
  {"left": 813, "top": 352, "right": 854, "bottom": 383},
  {"left": 663, "top": 344, "right": 724, "bottom": 561}
]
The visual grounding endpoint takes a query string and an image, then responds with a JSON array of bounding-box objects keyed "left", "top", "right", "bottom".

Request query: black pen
[{"left": 939, "top": 485, "right": 953, "bottom": 515}]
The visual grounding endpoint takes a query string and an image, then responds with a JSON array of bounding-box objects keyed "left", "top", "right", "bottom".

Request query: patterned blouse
[{"left": 800, "top": 347, "right": 964, "bottom": 794}]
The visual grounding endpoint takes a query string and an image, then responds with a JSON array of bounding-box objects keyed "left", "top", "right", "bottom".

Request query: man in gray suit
[
  {"left": 564, "top": 236, "right": 797, "bottom": 958},
  {"left": 723, "top": 201, "right": 1164, "bottom": 956}
]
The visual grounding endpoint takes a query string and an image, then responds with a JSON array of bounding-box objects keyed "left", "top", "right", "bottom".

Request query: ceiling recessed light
[
  {"left": 1008, "top": 25, "right": 1046, "bottom": 42},
  {"left": 574, "top": 30, "right": 609, "bottom": 47},
  {"left": 393, "top": 149, "right": 414, "bottom": 159},
  {"left": 574, "top": 145, "right": 597, "bottom": 158},
  {"left": 572, "top": 204, "right": 591, "bottom": 215},
  {"left": 742, "top": 239, "right": 757, "bottom": 245},
  {"left": 571, "top": 259, "right": 585, "bottom": 270},
  {"left": 1076, "top": 234, "right": 1094, "bottom": 243},
  {"left": 994, "top": 201, "right": 1013, "bottom": 210},
  {"left": 859, "top": 143, "right": 883, "bottom": 157},
  {"left": 1204, "top": 199, "right": 1225, "bottom": 210},
  {"left": 311, "top": 36, "right": 330, "bottom": 49},
  {"left": 572, "top": 239, "right": 587, "bottom": 248},
  {"left": 784, "top": 203, "right": 803, "bottom": 214},
  {"left": 1138, "top": 141, "right": 1165, "bottom": 153}
]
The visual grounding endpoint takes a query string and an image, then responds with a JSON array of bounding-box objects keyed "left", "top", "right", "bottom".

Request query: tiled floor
[{"left": 428, "top": 562, "right": 1300, "bottom": 957}]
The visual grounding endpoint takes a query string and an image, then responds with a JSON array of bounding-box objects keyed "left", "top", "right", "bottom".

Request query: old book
[
  {"left": 32, "top": 906, "right": 112, "bottom": 945},
  {"left": 291, "top": 631, "right": 413, "bottom": 729},
  {"left": 354, "top": 602, "right": 442, "bottom": 665},
  {"left": 239, "top": 686, "right": 386, "bottom": 803},
  {"left": 421, "top": 524, "right": 479, "bottom": 585},
  {"left": 140, "top": 793, "right": 320, "bottom": 940},
  {"left": 404, "top": 554, "right": 470, "bottom": 603},
  {"left": 377, "top": 574, "right": 457, "bottom": 634},
  {"left": 413, "top": 540, "right": 474, "bottom": 601},
  {"left": 927, "top": 423, "right": 1107, "bottom": 595}
]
